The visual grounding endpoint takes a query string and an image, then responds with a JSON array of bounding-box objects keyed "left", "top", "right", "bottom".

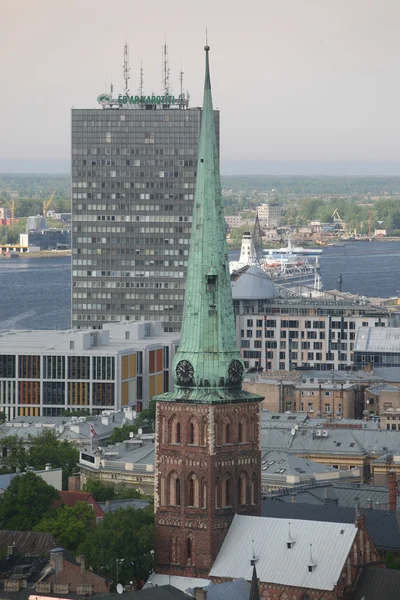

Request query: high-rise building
[
  {"left": 71, "top": 79, "right": 219, "bottom": 332},
  {"left": 153, "top": 46, "right": 263, "bottom": 580}
]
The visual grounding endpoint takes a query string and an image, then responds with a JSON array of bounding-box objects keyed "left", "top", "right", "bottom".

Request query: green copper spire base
[
  {"left": 156, "top": 386, "right": 260, "bottom": 405},
  {"left": 155, "top": 46, "right": 263, "bottom": 407}
]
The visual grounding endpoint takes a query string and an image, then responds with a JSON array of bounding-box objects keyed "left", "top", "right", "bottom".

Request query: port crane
[
  {"left": 331, "top": 209, "right": 348, "bottom": 235},
  {"left": 6, "top": 199, "right": 15, "bottom": 223},
  {"left": 43, "top": 190, "right": 56, "bottom": 217}
]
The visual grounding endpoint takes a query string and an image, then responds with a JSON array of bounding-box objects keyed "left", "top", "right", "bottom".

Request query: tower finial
[{"left": 205, "top": 28, "right": 210, "bottom": 51}]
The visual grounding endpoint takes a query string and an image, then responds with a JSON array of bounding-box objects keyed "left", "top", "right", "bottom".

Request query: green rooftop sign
[{"left": 97, "top": 93, "right": 182, "bottom": 106}]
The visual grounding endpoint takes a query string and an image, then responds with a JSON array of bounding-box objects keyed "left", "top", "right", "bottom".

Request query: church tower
[{"left": 154, "top": 45, "right": 263, "bottom": 579}]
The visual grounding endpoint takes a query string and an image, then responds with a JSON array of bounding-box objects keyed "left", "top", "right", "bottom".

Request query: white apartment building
[
  {"left": 0, "top": 321, "right": 178, "bottom": 420},
  {"left": 232, "top": 266, "right": 391, "bottom": 372},
  {"left": 257, "top": 204, "right": 282, "bottom": 228}
]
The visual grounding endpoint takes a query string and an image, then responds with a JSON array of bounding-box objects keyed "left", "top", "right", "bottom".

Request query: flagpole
[{"left": 90, "top": 428, "right": 93, "bottom": 453}]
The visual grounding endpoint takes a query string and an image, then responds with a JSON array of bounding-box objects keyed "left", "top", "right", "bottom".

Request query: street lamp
[{"left": 116, "top": 558, "right": 125, "bottom": 586}]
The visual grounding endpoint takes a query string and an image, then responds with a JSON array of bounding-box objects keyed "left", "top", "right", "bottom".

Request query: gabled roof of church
[{"left": 209, "top": 514, "right": 357, "bottom": 591}]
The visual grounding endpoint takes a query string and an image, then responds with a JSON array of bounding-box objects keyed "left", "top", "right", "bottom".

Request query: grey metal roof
[
  {"left": 232, "top": 266, "right": 279, "bottom": 300},
  {"left": 0, "top": 530, "right": 61, "bottom": 556},
  {"left": 270, "top": 482, "right": 391, "bottom": 510},
  {"left": 210, "top": 515, "right": 357, "bottom": 591},
  {"left": 374, "top": 367, "right": 400, "bottom": 382},
  {"left": 99, "top": 498, "right": 149, "bottom": 512},
  {"left": 260, "top": 450, "right": 339, "bottom": 477},
  {"left": 353, "top": 566, "right": 400, "bottom": 600},
  {"left": 354, "top": 326, "right": 400, "bottom": 353},
  {"left": 366, "top": 383, "right": 399, "bottom": 394},
  {"left": 261, "top": 424, "right": 400, "bottom": 457},
  {"left": 187, "top": 578, "right": 251, "bottom": 600},
  {"left": 0, "top": 473, "right": 17, "bottom": 491},
  {"left": 145, "top": 574, "right": 211, "bottom": 593},
  {"left": 261, "top": 499, "right": 400, "bottom": 551}
]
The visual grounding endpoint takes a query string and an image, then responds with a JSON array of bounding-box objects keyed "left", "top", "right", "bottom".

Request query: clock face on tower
[
  {"left": 228, "top": 359, "right": 244, "bottom": 385},
  {"left": 175, "top": 360, "right": 195, "bottom": 385}
]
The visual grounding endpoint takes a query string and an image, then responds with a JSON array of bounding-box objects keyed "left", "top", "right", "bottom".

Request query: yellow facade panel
[
  {"left": 129, "top": 354, "right": 137, "bottom": 378},
  {"left": 122, "top": 382, "right": 129, "bottom": 406},
  {"left": 155, "top": 373, "right": 163, "bottom": 395},
  {"left": 149, "top": 375, "right": 155, "bottom": 398}
]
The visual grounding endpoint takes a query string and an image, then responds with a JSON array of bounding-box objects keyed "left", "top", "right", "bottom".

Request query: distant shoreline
[{"left": 0, "top": 250, "right": 71, "bottom": 259}]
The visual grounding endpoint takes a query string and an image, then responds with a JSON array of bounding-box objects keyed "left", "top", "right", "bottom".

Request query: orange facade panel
[
  {"left": 19, "top": 381, "right": 40, "bottom": 404},
  {"left": 149, "top": 350, "right": 155, "bottom": 374},
  {"left": 122, "top": 356, "right": 129, "bottom": 380},
  {"left": 156, "top": 348, "right": 163, "bottom": 373}
]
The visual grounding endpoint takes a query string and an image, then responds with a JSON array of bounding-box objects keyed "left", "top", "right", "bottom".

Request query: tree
[
  {"left": 83, "top": 479, "right": 115, "bottom": 502},
  {"left": 78, "top": 506, "right": 154, "bottom": 589},
  {"left": 0, "top": 412, "right": 6, "bottom": 424},
  {"left": 106, "top": 423, "right": 138, "bottom": 446},
  {"left": 136, "top": 399, "right": 156, "bottom": 433},
  {"left": 27, "top": 430, "right": 79, "bottom": 489},
  {"left": 35, "top": 501, "right": 94, "bottom": 554},
  {"left": 0, "top": 472, "right": 58, "bottom": 530},
  {"left": 0, "top": 435, "right": 28, "bottom": 471}
]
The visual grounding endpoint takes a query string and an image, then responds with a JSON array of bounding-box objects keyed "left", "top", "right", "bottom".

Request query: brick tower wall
[{"left": 154, "top": 400, "right": 261, "bottom": 578}]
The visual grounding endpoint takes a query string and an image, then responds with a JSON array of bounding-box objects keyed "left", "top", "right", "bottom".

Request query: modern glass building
[{"left": 71, "top": 98, "right": 219, "bottom": 331}]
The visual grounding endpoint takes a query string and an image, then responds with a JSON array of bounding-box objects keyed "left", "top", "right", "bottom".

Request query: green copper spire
[{"left": 156, "top": 46, "right": 259, "bottom": 404}]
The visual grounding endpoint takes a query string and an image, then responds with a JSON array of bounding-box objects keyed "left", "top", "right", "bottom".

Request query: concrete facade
[
  {"left": 71, "top": 104, "right": 219, "bottom": 332},
  {"left": 0, "top": 321, "right": 178, "bottom": 418}
]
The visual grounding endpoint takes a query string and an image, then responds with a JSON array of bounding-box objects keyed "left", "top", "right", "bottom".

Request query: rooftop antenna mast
[
  {"left": 123, "top": 41, "right": 130, "bottom": 96},
  {"left": 180, "top": 62, "right": 184, "bottom": 98},
  {"left": 138, "top": 59, "right": 144, "bottom": 97},
  {"left": 162, "top": 40, "right": 170, "bottom": 96}
]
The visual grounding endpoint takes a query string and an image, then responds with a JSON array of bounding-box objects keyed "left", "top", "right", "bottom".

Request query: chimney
[
  {"left": 290, "top": 493, "right": 296, "bottom": 504},
  {"left": 194, "top": 588, "right": 207, "bottom": 600},
  {"left": 7, "top": 545, "right": 14, "bottom": 556},
  {"left": 45, "top": 463, "right": 52, "bottom": 471},
  {"left": 367, "top": 498, "right": 372, "bottom": 510},
  {"left": 388, "top": 469, "right": 397, "bottom": 512},
  {"left": 76, "top": 555, "right": 85, "bottom": 574}
]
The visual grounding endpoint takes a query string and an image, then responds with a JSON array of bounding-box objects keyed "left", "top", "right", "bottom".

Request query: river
[{"left": 0, "top": 241, "right": 399, "bottom": 331}]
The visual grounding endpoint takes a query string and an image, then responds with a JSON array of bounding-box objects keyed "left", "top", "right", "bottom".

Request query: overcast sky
[{"left": 1, "top": 0, "right": 400, "bottom": 174}]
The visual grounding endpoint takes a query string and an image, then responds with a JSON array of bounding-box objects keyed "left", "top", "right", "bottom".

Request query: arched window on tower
[
  {"left": 188, "top": 417, "right": 198, "bottom": 445},
  {"left": 187, "top": 473, "right": 199, "bottom": 507},
  {"left": 222, "top": 474, "right": 232, "bottom": 507},
  {"left": 238, "top": 472, "right": 248, "bottom": 505},
  {"left": 186, "top": 534, "right": 194, "bottom": 565},
  {"left": 215, "top": 477, "right": 220, "bottom": 508},
  {"left": 201, "top": 417, "right": 208, "bottom": 446},
  {"left": 215, "top": 417, "right": 222, "bottom": 446},
  {"left": 159, "top": 475, "right": 165, "bottom": 506},
  {"left": 224, "top": 421, "right": 231, "bottom": 444},
  {"left": 170, "top": 535, "right": 178, "bottom": 564},
  {"left": 169, "top": 415, "right": 181, "bottom": 445},
  {"left": 238, "top": 415, "right": 247, "bottom": 443},
  {"left": 251, "top": 473, "right": 257, "bottom": 505},
  {"left": 201, "top": 477, "right": 207, "bottom": 508},
  {"left": 168, "top": 471, "right": 181, "bottom": 506}
]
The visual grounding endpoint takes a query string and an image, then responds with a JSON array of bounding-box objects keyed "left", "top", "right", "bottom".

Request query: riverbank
[{"left": 0, "top": 250, "right": 71, "bottom": 259}]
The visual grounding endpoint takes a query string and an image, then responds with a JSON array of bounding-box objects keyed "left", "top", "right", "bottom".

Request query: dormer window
[
  {"left": 206, "top": 274, "right": 217, "bottom": 293},
  {"left": 286, "top": 522, "right": 296, "bottom": 549},
  {"left": 308, "top": 544, "right": 317, "bottom": 572}
]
